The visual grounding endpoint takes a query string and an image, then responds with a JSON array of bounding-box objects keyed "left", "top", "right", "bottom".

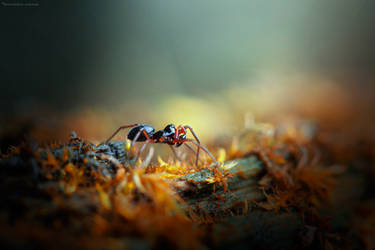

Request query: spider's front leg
[
  {"left": 183, "top": 143, "right": 204, "bottom": 165},
  {"left": 168, "top": 144, "right": 204, "bottom": 164},
  {"left": 184, "top": 139, "right": 221, "bottom": 171},
  {"left": 177, "top": 125, "right": 201, "bottom": 167},
  {"left": 169, "top": 145, "right": 181, "bottom": 162}
]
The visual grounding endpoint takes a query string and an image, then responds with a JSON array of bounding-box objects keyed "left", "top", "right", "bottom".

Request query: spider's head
[
  {"left": 178, "top": 131, "right": 186, "bottom": 140},
  {"left": 176, "top": 126, "right": 186, "bottom": 147},
  {"left": 176, "top": 126, "right": 187, "bottom": 141}
]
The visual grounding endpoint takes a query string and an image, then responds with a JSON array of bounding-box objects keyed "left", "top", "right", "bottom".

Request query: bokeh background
[{"left": 1, "top": 0, "right": 374, "bottom": 147}]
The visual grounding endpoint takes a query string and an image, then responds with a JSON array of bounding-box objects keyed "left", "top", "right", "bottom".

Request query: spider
[{"left": 102, "top": 124, "right": 219, "bottom": 167}]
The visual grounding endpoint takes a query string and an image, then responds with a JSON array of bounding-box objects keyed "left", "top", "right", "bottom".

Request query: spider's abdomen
[{"left": 127, "top": 124, "right": 154, "bottom": 141}]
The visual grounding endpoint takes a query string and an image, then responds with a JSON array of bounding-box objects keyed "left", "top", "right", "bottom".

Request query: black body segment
[
  {"left": 151, "top": 130, "right": 164, "bottom": 141},
  {"left": 163, "top": 124, "right": 176, "bottom": 138},
  {"left": 127, "top": 124, "right": 155, "bottom": 141}
]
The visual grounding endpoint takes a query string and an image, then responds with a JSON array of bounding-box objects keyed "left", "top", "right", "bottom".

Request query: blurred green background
[{"left": 1, "top": 0, "right": 374, "bottom": 143}]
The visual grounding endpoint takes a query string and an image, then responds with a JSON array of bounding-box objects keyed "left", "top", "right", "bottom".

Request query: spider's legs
[
  {"left": 169, "top": 145, "right": 181, "bottom": 162},
  {"left": 134, "top": 139, "right": 152, "bottom": 162},
  {"left": 179, "top": 125, "right": 201, "bottom": 167},
  {"left": 184, "top": 143, "right": 204, "bottom": 164},
  {"left": 128, "top": 130, "right": 153, "bottom": 163},
  {"left": 168, "top": 143, "right": 204, "bottom": 164},
  {"left": 104, "top": 124, "right": 139, "bottom": 144},
  {"left": 184, "top": 139, "right": 220, "bottom": 170},
  {"left": 130, "top": 128, "right": 151, "bottom": 148}
]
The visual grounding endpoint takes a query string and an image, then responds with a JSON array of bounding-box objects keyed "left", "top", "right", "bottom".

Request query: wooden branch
[{"left": 177, "top": 156, "right": 266, "bottom": 214}]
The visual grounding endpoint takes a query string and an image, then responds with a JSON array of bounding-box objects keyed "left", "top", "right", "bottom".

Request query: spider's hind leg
[
  {"left": 103, "top": 124, "right": 139, "bottom": 144},
  {"left": 133, "top": 140, "right": 151, "bottom": 163}
]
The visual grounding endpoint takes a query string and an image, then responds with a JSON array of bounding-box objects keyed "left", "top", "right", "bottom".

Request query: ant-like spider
[{"left": 103, "top": 124, "right": 219, "bottom": 167}]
